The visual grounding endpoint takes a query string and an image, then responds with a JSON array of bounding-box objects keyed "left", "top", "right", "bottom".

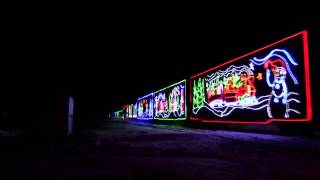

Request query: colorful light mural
[
  {"left": 154, "top": 80, "right": 187, "bottom": 120},
  {"left": 124, "top": 103, "right": 137, "bottom": 118},
  {"left": 190, "top": 31, "right": 312, "bottom": 124},
  {"left": 109, "top": 110, "right": 123, "bottom": 119},
  {"left": 132, "top": 103, "right": 138, "bottom": 118},
  {"left": 128, "top": 104, "right": 133, "bottom": 118},
  {"left": 137, "top": 93, "right": 154, "bottom": 120},
  {"left": 123, "top": 105, "right": 130, "bottom": 120}
]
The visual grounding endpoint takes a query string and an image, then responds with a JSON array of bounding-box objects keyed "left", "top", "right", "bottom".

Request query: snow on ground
[
  {"left": 85, "top": 121, "right": 320, "bottom": 179},
  {"left": 1, "top": 121, "right": 320, "bottom": 179}
]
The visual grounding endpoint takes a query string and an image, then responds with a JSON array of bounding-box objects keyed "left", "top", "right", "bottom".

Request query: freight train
[{"left": 110, "top": 30, "right": 314, "bottom": 133}]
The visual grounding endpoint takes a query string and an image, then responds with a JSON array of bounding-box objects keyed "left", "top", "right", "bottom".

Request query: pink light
[
  {"left": 191, "top": 117, "right": 313, "bottom": 124},
  {"left": 191, "top": 31, "right": 306, "bottom": 79},
  {"left": 302, "top": 31, "right": 312, "bottom": 121}
]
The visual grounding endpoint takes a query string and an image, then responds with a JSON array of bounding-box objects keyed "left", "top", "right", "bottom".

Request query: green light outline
[
  {"left": 154, "top": 79, "right": 187, "bottom": 121},
  {"left": 115, "top": 110, "right": 123, "bottom": 113},
  {"left": 114, "top": 109, "right": 124, "bottom": 118},
  {"left": 192, "top": 78, "right": 205, "bottom": 112}
]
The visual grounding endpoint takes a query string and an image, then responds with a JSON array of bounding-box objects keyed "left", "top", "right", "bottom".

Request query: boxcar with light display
[
  {"left": 190, "top": 30, "right": 312, "bottom": 124},
  {"left": 153, "top": 80, "right": 187, "bottom": 120}
]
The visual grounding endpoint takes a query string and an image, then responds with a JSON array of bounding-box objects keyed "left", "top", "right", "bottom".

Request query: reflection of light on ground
[
  {"left": 0, "top": 130, "right": 25, "bottom": 136},
  {"left": 124, "top": 121, "right": 320, "bottom": 146},
  {"left": 127, "top": 121, "right": 186, "bottom": 131},
  {"left": 214, "top": 130, "right": 293, "bottom": 141},
  {"left": 211, "top": 130, "right": 320, "bottom": 145}
]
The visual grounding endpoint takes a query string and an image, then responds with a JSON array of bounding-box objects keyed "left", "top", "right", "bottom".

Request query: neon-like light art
[
  {"left": 137, "top": 93, "right": 154, "bottom": 120},
  {"left": 123, "top": 105, "right": 130, "bottom": 120},
  {"left": 190, "top": 31, "right": 312, "bottom": 124},
  {"left": 111, "top": 110, "right": 123, "bottom": 119},
  {"left": 250, "top": 49, "right": 299, "bottom": 118},
  {"left": 128, "top": 104, "right": 133, "bottom": 118},
  {"left": 132, "top": 103, "right": 138, "bottom": 118},
  {"left": 154, "top": 80, "right": 186, "bottom": 120}
]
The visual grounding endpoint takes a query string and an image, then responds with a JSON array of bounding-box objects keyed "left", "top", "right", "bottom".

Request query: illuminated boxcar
[
  {"left": 190, "top": 31, "right": 312, "bottom": 124},
  {"left": 123, "top": 103, "right": 138, "bottom": 119},
  {"left": 154, "top": 80, "right": 187, "bottom": 120},
  {"left": 137, "top": 93, "right": 154, "bottom": 120}
]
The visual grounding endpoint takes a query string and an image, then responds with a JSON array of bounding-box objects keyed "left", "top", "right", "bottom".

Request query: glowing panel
[
  {"left": 137, "top": 93, "right": 154, "bottom": 120},
  {"left": 128, "top": 104, "right": 133, "bottom": 118},
  {"left": 132, "top": 103, "right": 138, "bottom": 118},
  {"left": 190, "top": 30, "right": 312, "bottom": 124},
  {"left": 123, "top": 103, "right": 136, "bottom": 119},
  {"left": 154, "top": 80, "right": 187, "bottom": 120},
  {"left": 111, "top": 110, "right": 123, "bottom": 119},
  {"left": 123, "top": 105, "right": 130, "bottom": 120}
]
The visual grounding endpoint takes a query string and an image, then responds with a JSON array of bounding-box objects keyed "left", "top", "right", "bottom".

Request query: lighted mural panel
[
  {"left": 132, "top": 103, "right": 138, "bottom": 118},
  {"left": 128, "top": 104, "right": 133, "bottom": 118},
  {"left": 190, "top": 31, "right": 312, "bottom": 124},
  {"left": 125, "top": 103, "right": 136, "bottom": 118},
  {"left": 111, "top": 110, "right": 123, "bottom": 119},
  {"left": 123, "top": 105, "right": 130, "bottom": 119},
  {"left": 137, "top": 93, "right": 154, "bottom": 120},
  {"left": 154, "top": 80, "right": 187, "bottom": 120}
]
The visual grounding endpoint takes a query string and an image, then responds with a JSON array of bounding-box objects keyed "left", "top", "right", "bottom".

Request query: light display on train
[
  {"left": 128, "top": 104, "right": 133, "bottom": 118},
  {"left": 123, "top": 105, "right": 130, "bottom": 120},
  {"left": 154, "top": 80, "right": 186, "bottom": 120},
  {"left": 137, "top": 93, "right": 154, "bottom": 120},
  {"left": 109, "top": 110, "right": 123, "bottom": 119},
  {"left": 132, "top": 103, "right": 138, "bottom": 118},
  {"left": 190, "top": 31, "right": 312, "bottom": 124}
]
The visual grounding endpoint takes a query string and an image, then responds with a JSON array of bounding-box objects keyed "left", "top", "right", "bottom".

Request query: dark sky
[{"left": 1, "top": 3, "right": 318, "bottom": 117}]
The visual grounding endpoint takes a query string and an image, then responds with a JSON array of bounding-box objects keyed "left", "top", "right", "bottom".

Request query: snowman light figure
[
  {"left": 265, "top": 60, "right": 288, "bottom": 105},
  {"left": 250, "top": 49, "right": 299, "bottom": 119}
]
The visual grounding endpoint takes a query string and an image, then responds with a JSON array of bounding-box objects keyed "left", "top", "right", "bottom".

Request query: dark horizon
[
  {"left": 1, "top": 4, "right": 320, "bottom": 179},
  {"left": 1, "top": 4, "right": 318, "bottom": 130}
]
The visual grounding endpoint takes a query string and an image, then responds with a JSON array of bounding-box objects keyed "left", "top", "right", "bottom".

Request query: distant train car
[
  {"left": 123, "top": 103, "right": 138, "bottom": 120},
  {"left": 123, "top": 105, "right": 130, "bottom": 120},
  {"left": 153, "top": 80, "right": 187, "bottom": 120},
  {"left": 137, "top": 93, "right": 154, "bottom": 120},
  {"left": 109, "top": 110, "right": 124, "bottom": 120}
]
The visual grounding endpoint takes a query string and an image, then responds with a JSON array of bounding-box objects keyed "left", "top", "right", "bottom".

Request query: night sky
[{"left": 1, "top": 3, "right": 318, "bottom": 127}]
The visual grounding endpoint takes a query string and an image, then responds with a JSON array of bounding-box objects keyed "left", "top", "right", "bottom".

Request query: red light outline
[
  {"left": 122, "top": 104, "right": 128, "bottom": 120},
  {"left": 190, "top": 30, "right": 312, "bottom": 124},
  {"left": 302, "top": 31, "right": 313, "bottom": 121}
]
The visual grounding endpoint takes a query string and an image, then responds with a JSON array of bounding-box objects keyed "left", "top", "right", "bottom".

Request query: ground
[{"left": 1, "top": 121, "right": 320, "bottom": 179}]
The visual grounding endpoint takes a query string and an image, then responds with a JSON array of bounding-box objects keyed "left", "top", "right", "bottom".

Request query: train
[{"left": 109, "top": 30, "right": 314, "bottom": 134}]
